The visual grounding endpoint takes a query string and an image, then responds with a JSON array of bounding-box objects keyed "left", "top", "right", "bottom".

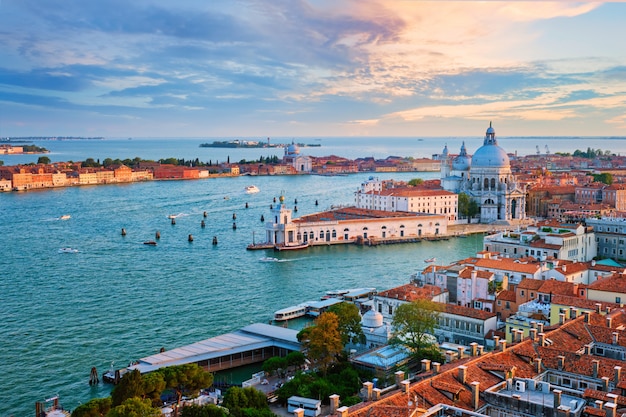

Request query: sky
[{"left": 0, "top": 1, "right": 625, "bottom": 138}]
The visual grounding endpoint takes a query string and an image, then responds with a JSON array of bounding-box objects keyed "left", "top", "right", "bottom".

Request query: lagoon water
[{"left": 2, "top": 135, "right": 625, "bottom": 417}]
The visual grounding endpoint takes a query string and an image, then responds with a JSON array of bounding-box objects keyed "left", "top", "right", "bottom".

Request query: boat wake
[{"left": 259, "top": 257, "right": 289, "bottom": 263}]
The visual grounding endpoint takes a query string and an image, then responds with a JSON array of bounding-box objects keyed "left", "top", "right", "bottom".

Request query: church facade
[{"left": 441, "top": 123, "right": 526, "bottom": 224}]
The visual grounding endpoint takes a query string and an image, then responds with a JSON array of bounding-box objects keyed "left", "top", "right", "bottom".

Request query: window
[
  {"left": 520, "top": 290, "right": 525, "bottom": 296},
  {"left": 388, "top": 305, "right": 393, "bottom": 315},
  {"left": 617, "top": 297, "right": 621, "bottom": 303}
]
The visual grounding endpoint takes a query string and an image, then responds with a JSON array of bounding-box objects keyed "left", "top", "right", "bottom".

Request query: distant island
[
  {"left": 1, "top": 136, "right": 104, "bottom": 142},
  {"left": 200, "top": 140, "right": 321, "bottom": 149},
  {"left": 0, "top": 144, "right": 49, "bottom": 155}
]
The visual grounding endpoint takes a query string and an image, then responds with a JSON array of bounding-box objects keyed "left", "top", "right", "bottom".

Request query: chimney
[
  {"left": 471, "top": 381, "right": 480, "bottom": 410},
  {"left": 570, "top": 307, "right": 577, "bottom": 319},
  {"left": 557, "top": 356, "right": 565, "bottom": 370},
  {"left": 401, "top": 380, "right": 410, "bottom": 394},
  {"left": 583, "top": 311, "right": 591, "bottom": 323},
  {"left": 432, "top": 362, "right": 441, "bottom": 373},
  {"left": 363, "top": 382, "right": 373, "bottom": 401},
  {"left": 470, "top": 342, "right": 478, "bottom": 357},
  {"left": 607, "top": 317, "right": 613, "bottom": 328},
  {"left": 458, "top": 365, "right": 467, "bottom": 384},
  {"left": 445, "top": 350, "right": 456, "bottom": 363},
  {"left": 478, "top": 345, "right": 484, "bottom": 355},
  {"left": 293, "top": 408, "right": 304, "bottom": 417},
  {"left": 394, "top": 370, "right": 405, "bottom": 387},
  {"left": 612, "top": 332, "right": 618, "bottom": 345},
  {"left": 605, "top": 402, "right": 617, "bottom": 417},
  {"left": 559, "top": 313, "right": 566, "bottom": 325},
  {"left": 421, "top": 359, "right": 431, "bottom": 372},
  {"left": 337, "top": 406, "right": 349, "bottom": 417},
  {"left": 531, "top": 321, "right": 537, "bottom": 329},
  {"left": 538, "top": 323, "right": 544, "bottom": 333},
  {"left": 595, "top": 400, "right": 603, "bottom": 410},
  {"left": 615, "top": 366, "right": 622, "bottom": 386},
  {"left": 458, "top": 346, "right": 464, "bottom": 359},
  {"left": 493, "top": 335, "right": 500, "bottom": 348},
  {"left": 596, "top": 303, "right": 602, "bottom": 313},
  {"left": 535, "top": 357, "right": 543, "bottom": 373},
  {"left": 557, "top": 405, "right": 571, "bottom": 417},
  {"left": 499, "top": 339, "right": 507, "bottom": 351},
  {"left": 372, "top": 388, "right": 381, "bottom": 401},
  {"left": 529, "top": 328, "right": 537, "bottom": 341},
  {"left": 329, "top": 395, "right": 340, "bottom": 414},
  {"left": 553, "top": 389, "right": 562, "bottom": 407},
  {"left": 592, "top": 360, "right": 600, "bottom": 378},
  {"left": 517, "top": 329, "right": 524, "bottom": 343},
  {"left": 539, "top": 333, "right": 546, "bottom": 346},
  {"left": 602, "top": 376, "right": 610, "bottom": 391}
]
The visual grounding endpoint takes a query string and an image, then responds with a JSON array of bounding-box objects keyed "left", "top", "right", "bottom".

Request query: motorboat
[
  {"left": 274, "top": 242, "right": 309, "bottom": 251},
  {"left": 143, "top": 241, "right": 157, "bottom": 246},
  {"left": 245, "top": 185, "right": 260, "bottom": 194},
  {"left": 60, "top": 215, "right": 71, "bottom": 220},
  {"left": 58, "top": 247, "right": 78, "bottom": 253},
  {"left": 424, "top": 257, "right": 436, "bottom": 263}
]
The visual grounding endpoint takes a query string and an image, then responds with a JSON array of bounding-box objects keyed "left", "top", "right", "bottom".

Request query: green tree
[
  {"left": 106, "top": 397, "right": 161, "bottom": 417},
  {"left": 82, "top": 157, "right": 100, "bottom": 167},
  {"left": 71, "top": 397, "right": 111, "bottom": 417},
  {"left": 327, "top": 302, "right": 365, "bottom": 346},
  {"left": 102, "top": 158, "right": 114, "bottom": 168},
  {"left": 181, "top": 404, "right": 228, "bottom": 417},
  {"left": 408, "top": 178, "right": 423, "bottom": 186},
  {"left": 37, "top": 156, "right": 51, "bottom": 164},
  {"left": 285, "top": 351, "right": 306, "bottom": 368},
  {"left": 390, "top": 299, "right": 442, "bottom": 353},
  {"left": 111, "top": 369, "right": 144, "bottom": 407},
  {"left": 262, "top": 356, "right": 287, "bottom": 375},
  {"left": 301, "top": 312, "right": 343, "bottom": 376},
  {"left": 142, "top": 371, "right": 167, "bottom": 405},
  {"left": 458, "top": 192, "right": 479, "bottom": 223},
  {"left": 160, "top": 364, "right": 214, "bottom": 408},
  {"left": 222, "top": 386, "right": 270, "bottom": 417},
  {"left": 592, "top": 173, "right": 613, "bottom": 185}
]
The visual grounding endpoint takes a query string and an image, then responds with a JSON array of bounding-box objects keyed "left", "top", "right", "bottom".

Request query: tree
[
  {"left": 82, "top": 157, "right": 100, "bottom": 167},
  {"left": 262, "top": 356, "right": 287, "bottom": 376},
  {"left": 390, "top": 299, "right": 442, "bottom": 353},
  {"left": 37, "top": 156, "right": 51, "bottom": 165},
  {"left": 592, "top": 173, "right": 613, "bottom": 185},
  {"left": 301, "top": 312, "right": 343, "bottom": 375},
  {"left": 222, "top": 386, "right": 270, "bottom": 417},
  {"left": 107, "top": 397, "right": 161, "bottom": 417},
  {"left": 181, "top": 404, "right": 228, "bottom": 417},
  {"left": 102, "top": 158, "right": 114, "bottom": 167},
  {"left": 70, "top": 397, "right": 111, "bottom": 417},
  {"left": 111, "top": 369, "right": 144, "bottom": 406},
  {"left": 458, "top": 192, "right": 479, "bottom": 223},
  {"left": 327, "top": 302, "right": 365, "bottom": 346},
  {"left": 142, "top": 371, "right": 167, "bottom": 405},
  {"left": 160, "top": 364, "right": 214, "bottom": 408},
  {"left": 408, "top": 178, "right": 423, "bottom": 186}
]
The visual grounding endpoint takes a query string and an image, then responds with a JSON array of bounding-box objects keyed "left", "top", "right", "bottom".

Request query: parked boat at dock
[
  {"left": 274, "top": 242, "right": 309, "bottom": 251},
  {"left": 273, "top": 304, "right": 308, "bottom": 321}
]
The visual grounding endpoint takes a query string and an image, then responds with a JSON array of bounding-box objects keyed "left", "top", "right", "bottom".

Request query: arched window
[
  {"left": 309, "top": 231, "right": 314, "bottom": 240},
  {"left": 490, "top": 178, "right": 496, "bottom": 188},
  {"left": 332, "top": 229, "right": 337, "bottom": 238},
  {"left": 484, "top": 178, "right": 489, "bottom": 189}
]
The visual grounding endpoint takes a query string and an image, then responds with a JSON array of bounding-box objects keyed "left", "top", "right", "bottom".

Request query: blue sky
[{"left": 0, "top": 1, "right": 625, "bottom": 138}]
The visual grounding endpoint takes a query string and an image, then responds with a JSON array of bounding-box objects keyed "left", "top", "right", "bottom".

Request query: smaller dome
[
  {"left": 442, "top": 145, "right": 449, "bottom": 157},
  {"left": 362, "top": 309, "right": 383, "bottom": 328},
  {"left": 286, "top": 141, "right": 299, "bottom": 156},
  {"left": 452, "top": 155, "right": 471, "bottom": 171}
]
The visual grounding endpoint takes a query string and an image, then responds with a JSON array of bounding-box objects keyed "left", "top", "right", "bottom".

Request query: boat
[
  {"left": 274, "top": 242, "right": 309, "bottom": 251},
  {"left": 260, "top": 257, "right": 286, "bottom": 262},
  {"left": 424, "top": 257, "right": 436, "bottom": 263},
  {"left": 60, "top": 215, "right": 71, "bottom": 220},
  {"left": 274, "top": 304, "right": 308, "bottom": 321},
  {"left": 58, "top": 247, "right": 79, "bottom": 253},
  {"left": 143, "top": 241, "right": 157, "bottom": 246},
  {"left": 245, "top": 185, "right": 260, "bottom": 194}
]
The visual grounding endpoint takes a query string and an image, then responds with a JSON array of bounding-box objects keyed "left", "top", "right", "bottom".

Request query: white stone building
[
  {"left": 441, "top": 123, "right": 527, "bottom": 224},
  {"left": 282, "top": 141, "right": 312, "bottom": 173}
]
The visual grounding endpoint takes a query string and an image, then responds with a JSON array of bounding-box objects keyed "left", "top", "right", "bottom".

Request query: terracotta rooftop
[
  {"left": 496, "top": 290, "right": 516, "bottom": 302},
  {"left": 588, "top": 273, "right": 626, "bottom": 294},
  {"left": 537, "top": 279, "right": 578, "bottom": 296},
  {"left": 376, "top": 283, "right": 445, "bottom": 302},
  {"left": 444, "top": 304, "right": 496, "bottom": 320},
  {"left": 517, "top": 278, "right": 545, "bottom": 290},
  {"left": 293, "top": 207, "right": 442, "bottom": 223}
]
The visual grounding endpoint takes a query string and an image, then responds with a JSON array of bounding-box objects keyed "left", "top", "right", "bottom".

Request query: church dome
[
  {"left": 452, "top": 142, "right": 471, "bottom": 171},
  {"left": 286, "top": 141, "right": 299, "bottom": 156},
  {"left": 471, "top": 122, "right": 510, "bottom": 169},
  {"left": 362, "top": 309, "right": 383, "bottom": 328}
]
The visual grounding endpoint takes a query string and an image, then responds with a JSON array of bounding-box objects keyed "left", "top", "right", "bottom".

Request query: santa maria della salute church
[{"left": 440, "top": 122, "right": 527, "bottom": 224}]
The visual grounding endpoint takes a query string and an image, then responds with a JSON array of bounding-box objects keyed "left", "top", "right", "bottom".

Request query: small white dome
[{"left": 362, "top": 309, "right": 383, "bottom": 328}]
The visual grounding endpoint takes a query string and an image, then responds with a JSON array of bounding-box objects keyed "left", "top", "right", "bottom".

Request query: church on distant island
[{"left": 440, "top": 122, "right": 527, "bottom": 224}]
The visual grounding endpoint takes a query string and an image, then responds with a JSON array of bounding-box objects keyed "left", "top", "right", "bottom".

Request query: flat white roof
[{"left": 129, "top": 323, "right": 299, "bottom": 374}]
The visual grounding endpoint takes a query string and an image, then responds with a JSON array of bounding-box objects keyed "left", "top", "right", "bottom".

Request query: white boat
[
  {"left": 425, "top": 257, "right": 436, "bottom": 263},
  {"left": 59, "top": 215, "right": 71, "bottom": 220},
  {"left": 260, "top": 257, "right": 286, "bottom": 262},
  {"left": 245, "top": 185, "right": 260, "bottom": 194},
  {"left": 274, "top": 304, "right": 308, "bottom": 321},
  {"left": 58, "top": 247, "right": 79, "bottom": 254}
]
